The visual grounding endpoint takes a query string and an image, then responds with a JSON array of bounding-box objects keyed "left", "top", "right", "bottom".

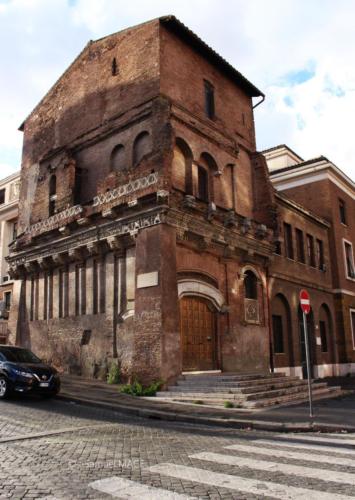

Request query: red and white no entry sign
[{"left": 300, "top": 289, "right": 311, "bottom": 315}]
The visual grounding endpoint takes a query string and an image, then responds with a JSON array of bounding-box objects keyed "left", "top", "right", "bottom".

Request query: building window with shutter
[
  {"left": 344, "top": 240, "right": 355, "bottom": 280},
  {"left": 296, "top": 228, "right": 305, "bottom": 263},
  {"left": 306, "top": 234, "right": 316, "bottom": 267}
]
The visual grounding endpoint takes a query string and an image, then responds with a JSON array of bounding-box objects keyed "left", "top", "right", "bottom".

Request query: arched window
[
  {"left": 244, "top": 270, "right": 258, "bottom": 299},
  {"left": 110, "top": 144, "right": 125, "bottom": 171},
  {"left": 172, "top": 138, "right": 193, "bottom": 193},
  {"left": 197, "top": 152, "right": 218, "bottom": 203},
  {"left": 111, "top": 57, "right": 118, "bottom": 76},
  {"left": 197, "top": 166, "right": 208, "bottom": 202},
  {"left": 133, "top": 131, "right": 151, "bottom": 166},
  {"left": 49, "top": 174, "right": 56, "bottom": 216}
]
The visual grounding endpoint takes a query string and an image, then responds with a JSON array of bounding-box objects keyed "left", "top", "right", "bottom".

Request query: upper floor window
[
  {"left": 0, "top": 189, "right": 5, "bottom": 205},
  {"left": 110, "top": 144, "right": 125, "bottom": 171},
  {"left": 344, "top": 240, "right": 355, "bottom": 279},
  {"left": 111, "top": 57, "right": 118, "bottom": 76},
  {"left": 316, "top": 239, "right": 324, "bottom": 270},
  {"left": 351, "top": 309, "right": 355, "bottom": 350},
  {"left": 339, "top": 199, "right": 347, "bottom": 225},
  {"left": 306, "top": 234, "right": 316, "bottom": 267},
  {"left": 12, "top": 222, "right": 17, "bottom": 242},
  {"left": 284, "top": 223, "right": 294, "bottom": 260},
  {"left": 296, "top": 228, "right": 305, "bottom": 263},
  {"left": 4, "top": 291, "right": 11, "bottom": 310},
  {"left": 244, "top": 270, "right": 258, "bottom": 299},
  {"left": 197, "top": 166, "right": 209, "bottom": 202},
  {"left": 49, "top": 174, "right": 57, "bottom": 216},
  {"left": 204, "top": 80, "right": 215, "bottom": 120}
]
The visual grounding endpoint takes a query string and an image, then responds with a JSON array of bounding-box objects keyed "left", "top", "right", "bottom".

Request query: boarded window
[
  {"left": 133, "top": 131, "right": 151, "bottom": 165},
  {"left": 110, "top": 144, "right": 125, "bottom": 171}
]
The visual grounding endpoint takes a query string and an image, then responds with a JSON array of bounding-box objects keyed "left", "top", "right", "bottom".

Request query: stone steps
[
  {"left": 173, "top": 378, "right": 304, "bottom": 393},
  {"left": 157, "top": 371, "right": 347, "bottom": 410}
]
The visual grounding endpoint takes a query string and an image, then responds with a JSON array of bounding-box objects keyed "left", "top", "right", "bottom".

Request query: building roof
[
  {"left": 262, "top": 144, "right": 304, "bottom": 162},
  {"left": 19, "top": 15, "right": 263, "bottom": 130}
]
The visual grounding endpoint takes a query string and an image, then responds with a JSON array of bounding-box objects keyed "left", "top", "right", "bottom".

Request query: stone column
[
  {"left": 38, "top": 272, "right": 45, "bottom": 320},
  {"left": 52, "top": 269, "right": 60, "bottom": 318},
  {"left": 105, "top": 252, "right": 115, "bottom": 320},
  {"left": 132, "top": 223, "right": 180, "bottom": 384},
  {"left": 86, "top": 258, "right": 94, "bottom": 315},
  {"left": 68, "top": 263, "right": 76, "bottom": 317}
]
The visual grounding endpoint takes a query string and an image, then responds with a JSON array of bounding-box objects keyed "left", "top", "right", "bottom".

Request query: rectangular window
[
  {"left": 274, "top": 240, "right": 282, "bottom": 255},
  {"left": 296, "top": 229, "right": 305, "bottom": 263},
  {"left": 316, "top": 239, "right": 324, "bottom": 270},
  {"left": 204, "top": 80, "right": 215, "bottom": 119},
  {"left": 0, "top": 189, "right": 5, "bottom": 205},
  {"left": 272, "top": 315, "right": 284, "bottom": 354},
  {"left": 284, "top": 223, "right": 294, "bottom": 260},
  {"left": 4, "top": 292, "right": 11, "bottom": 310},
  {"left": 319, "top": 320, "right": 328, "bottom": 353},
  {"left": 339, "top": 199, "right": 347, "bottom": 225},
  {"left": 197, "top": 166, "right": 209, "bottom": 202},
  {"left": 306, "top": 234, "right": 316, "bottom": 267},
  {"left": 344, "top": 240, "right": 355, "bottom": 279},
  {"left": 351, "top": 309, "right": 355, "bottom": 350}
]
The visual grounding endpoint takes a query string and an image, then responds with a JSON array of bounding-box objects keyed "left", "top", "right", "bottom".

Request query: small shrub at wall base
[
  {"left": 107, "top": 363, "right": 121, "bottom": 384},
  {"left": 224, "top": 401, "right": 234, "bottom": 408},
  {"left": 120, "top": 379, "right": 163, "bottom": 397}
]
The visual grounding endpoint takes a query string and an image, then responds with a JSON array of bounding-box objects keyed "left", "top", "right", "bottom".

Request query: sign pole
[{"left": 303, "top": 311, "right": 314, "bottom": 418}]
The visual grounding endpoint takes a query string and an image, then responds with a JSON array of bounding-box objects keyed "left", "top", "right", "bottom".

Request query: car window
[{"left": 0, "top": 348, "right": 42, "bottom": 363}]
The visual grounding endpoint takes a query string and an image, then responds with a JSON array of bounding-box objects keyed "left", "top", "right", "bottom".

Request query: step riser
[{"left": 172, "top": 381, "right": 308, "bottom": 393}]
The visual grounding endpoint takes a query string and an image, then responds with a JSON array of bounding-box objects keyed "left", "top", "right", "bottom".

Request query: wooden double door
[{"left": 180, "top": 296, "right": 217, "bottom": 371}]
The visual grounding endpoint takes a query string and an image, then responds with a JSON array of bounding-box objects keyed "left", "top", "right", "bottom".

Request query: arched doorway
[
  {"left": 298, "top": 306, "right": 315, "bottom": 378},
  {"left": 180, "top": 296, "right": 217, "bottom": 371},
  {"left": 319, "top": 303, "right": 335, "bottom": 364},
  {"left": 271, "top": 294, "right": 294, "bottom": 368}
]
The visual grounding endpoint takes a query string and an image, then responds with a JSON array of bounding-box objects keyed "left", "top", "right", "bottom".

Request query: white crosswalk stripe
[
  {"left": 275, "top": 433, "right": 355, "bottom": 447},
  {"left": 190, "top": 451, "right": 355, "bottom": 485},
  {"left": 147, "top": 463, "right": 353, "bottom": 500},
  {"left": 89, "top": 476, "right": 197, "bottom": 499},
  {"left": 250, "top": 438, "right": 355, "bottom": 456},
  {"left": 226, "top": 442, "right": 355, "bottom": 467}
]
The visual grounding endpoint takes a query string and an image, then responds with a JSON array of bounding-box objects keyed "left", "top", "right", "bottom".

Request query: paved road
[{"left": 1, "top": 396, "right": 355, "bottom": 499}]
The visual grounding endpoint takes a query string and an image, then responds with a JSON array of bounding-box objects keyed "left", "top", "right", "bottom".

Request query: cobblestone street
[{"left": 0, "top": 397, "right": 355, "bottom": 499}]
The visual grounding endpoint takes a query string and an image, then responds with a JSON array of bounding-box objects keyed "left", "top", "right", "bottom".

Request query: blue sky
[{"left": 1, "top": 0, "right": 355, "bottom": 180}]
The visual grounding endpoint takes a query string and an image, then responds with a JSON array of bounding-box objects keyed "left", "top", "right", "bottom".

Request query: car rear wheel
[{"left": 0, "top": 377, "right": 9, "bottom": 399}]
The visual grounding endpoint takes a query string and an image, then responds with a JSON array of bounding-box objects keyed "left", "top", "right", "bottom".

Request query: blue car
[{"left": 0, "top": 345, "right": 60, "bottom": 399}]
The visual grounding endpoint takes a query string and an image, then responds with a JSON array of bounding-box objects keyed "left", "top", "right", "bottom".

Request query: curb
[{"left": 57, "top": 394, "right": 355, "bottom": 434}]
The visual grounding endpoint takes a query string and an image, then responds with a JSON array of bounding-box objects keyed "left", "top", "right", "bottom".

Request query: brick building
[
  {"left": 264, "top": 145, "right": 355, "bottom": 377},
  {"left": 6, "top": 17, "right": 354, "bottom": 383},
  {"left": 0, "top": 172, "right": 20, "bottom": 343}
]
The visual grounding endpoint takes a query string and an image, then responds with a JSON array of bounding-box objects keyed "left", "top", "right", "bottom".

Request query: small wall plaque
[{"left": 137, "top": 271, "right": 159, "bottom": 289}]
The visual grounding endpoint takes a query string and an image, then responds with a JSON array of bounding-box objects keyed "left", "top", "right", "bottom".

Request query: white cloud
[{"left": 1, "top": 0, "right": 355, "bottom": 180}]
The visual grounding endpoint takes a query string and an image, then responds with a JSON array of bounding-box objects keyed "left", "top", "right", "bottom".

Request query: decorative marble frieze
[{"left": 25, "top": 205, "right": 83, "bottom": 237}]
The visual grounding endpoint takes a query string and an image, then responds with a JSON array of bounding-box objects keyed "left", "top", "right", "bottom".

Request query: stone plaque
[{"left": 137, "top": 271, "right": 159, "bottom": 289}]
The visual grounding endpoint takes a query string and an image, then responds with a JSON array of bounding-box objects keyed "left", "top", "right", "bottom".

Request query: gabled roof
[
  {"left": 159, "top": 16, "right": 263, "bottom": 98},
  {"left": 19, "top": 15, "right": 263, "bottom": 130}
]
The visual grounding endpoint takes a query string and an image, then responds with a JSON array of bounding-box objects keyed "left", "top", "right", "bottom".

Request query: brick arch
[{"left": 172, "top": 137, "right": 193, "bottom": 194}]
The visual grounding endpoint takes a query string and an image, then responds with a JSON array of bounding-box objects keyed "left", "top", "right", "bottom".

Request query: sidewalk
[{"left": 59, "top": 375, "right": 355, "bottom": 433}]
